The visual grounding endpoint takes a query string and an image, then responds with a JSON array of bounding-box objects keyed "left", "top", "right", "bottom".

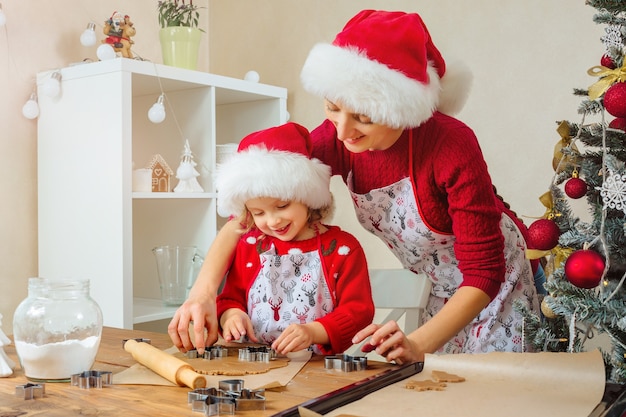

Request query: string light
[
  {"left": 80, "top": 22, "right": 97, "bottom": 47},
  {"left": 244, "top": 70, "right": 260, "bottom": 83},
  {"left": 96, "top": 43, "right": 116, "bottom": 60},
  {"left": 41, "top": 71, "right": 62, "bottom": 98},
  {"left": 22, "top": 92, "right": 39, "bottom": 120},
  {"left": 0, "top": 3, "right": 6, "bottom": 27},
  {"left": 148, "top": 94, "right": 166, "bottom": 123}
]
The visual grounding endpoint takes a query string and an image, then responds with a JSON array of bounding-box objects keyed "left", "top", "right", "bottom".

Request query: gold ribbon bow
[
  {"left": 587, "top": 64, "right": 626, "bottom": 100},
  {"left": 552, "top": 120, "right": 579, "bottom": 172}
]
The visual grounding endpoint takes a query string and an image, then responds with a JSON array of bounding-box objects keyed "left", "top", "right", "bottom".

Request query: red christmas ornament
[
  {"left": 527, "top": 219, "right": 560, "bottom": 251},
  {"left": 564, "top": 249, "right": 605, "bottom": 289},
  {"left": 604, "top": 82, "right": 626, "bottom": 118},
  {"left": 609, "top": 117, "right": 626, "bottom": 131},
  {"left": 564, "top": 177, "right": 587, "bottom": 199},
  {"left": 601, "top": 54, "right": 617, "bottom": 69}
]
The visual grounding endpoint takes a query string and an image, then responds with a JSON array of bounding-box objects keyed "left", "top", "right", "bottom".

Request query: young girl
[{"left": 214, "top": 122, "right": 374, "bottom": 355}]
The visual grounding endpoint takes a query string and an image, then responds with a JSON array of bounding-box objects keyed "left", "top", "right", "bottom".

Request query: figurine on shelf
[
  {"left": 0, "top": 313, "right": 15, "bottom": 377},
  {"left": 174, "top": 139, "right": 204, "bottom": 193},
  {"left": 148, "top": 154, "right": 173, "bottom": 192},
  {"left": 103, "top": 11, "right": 136, "bottom": 58}
]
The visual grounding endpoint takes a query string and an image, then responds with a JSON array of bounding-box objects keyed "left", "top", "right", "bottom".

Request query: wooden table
[{"left": 0, "top": 327, "right": 394, "bottom": 416}]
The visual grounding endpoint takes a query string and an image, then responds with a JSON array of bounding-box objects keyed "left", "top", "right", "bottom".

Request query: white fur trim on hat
[
  {"left": 215, "top": 145, "right": 333, "bottom": 218},
  {"left": 301, "top": 43, "right": 472, "bottom": 128},
  {"left": 301, "top": 43, "right": 441, "bottom": 129}
]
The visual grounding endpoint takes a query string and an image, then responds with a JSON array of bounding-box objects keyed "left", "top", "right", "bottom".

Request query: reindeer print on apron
[
  {"left": 247, "top": 244, "right": 333, "bottom": 354},
  {"left": 348, "top": 170, "right": 539, "bottom": 354}
]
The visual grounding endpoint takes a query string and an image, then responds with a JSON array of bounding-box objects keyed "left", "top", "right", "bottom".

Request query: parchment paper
[
  {"left": 113, "top": 346, "right": 312, "bottom": 390},
  {"left": 305, "top": 350, "right": 605, "bottom": 417}
]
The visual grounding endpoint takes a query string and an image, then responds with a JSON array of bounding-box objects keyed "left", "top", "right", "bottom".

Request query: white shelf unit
[{"left": 37, "top": 58, "right": 288, "bottom": 329}]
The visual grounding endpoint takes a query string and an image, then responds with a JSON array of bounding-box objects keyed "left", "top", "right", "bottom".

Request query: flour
[{"left": 15, "top": 336, "right": 100, "bottom": 380}]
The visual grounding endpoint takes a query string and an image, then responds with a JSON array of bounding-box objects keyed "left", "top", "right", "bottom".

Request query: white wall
[
  {"left": 209, "top": 0, "right": 603, "bottom": 270},
  {"left": 0, "top": 0, "right": 604, "bottom": 334}
]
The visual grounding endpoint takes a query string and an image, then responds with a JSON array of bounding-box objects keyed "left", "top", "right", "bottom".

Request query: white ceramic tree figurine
[
  {"left": 174, "top": 139, "right": 204, "bottom": 193},
  {"left": 0, "top": 313, "right": 15, "bottom": 377}
]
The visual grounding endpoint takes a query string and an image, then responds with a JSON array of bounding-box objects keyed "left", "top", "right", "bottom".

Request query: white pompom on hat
[
  {"left": 215, "top": 122, "right": 333, "bottom": 218},
  {"left": 300, "top": 9, "right": 472, "bottom": 129}
]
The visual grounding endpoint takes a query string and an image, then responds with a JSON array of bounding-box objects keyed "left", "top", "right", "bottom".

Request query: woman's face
[
  {"left": 246, "top": 197, "right": 313, "bottom": 241},
  {"left": 323, "top": 99, "right": 404, "bottom": 152}
]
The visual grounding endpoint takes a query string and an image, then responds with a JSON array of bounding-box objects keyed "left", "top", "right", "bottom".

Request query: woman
[{"left": 169, "top": 9, "right": 540, "bottom": 364}]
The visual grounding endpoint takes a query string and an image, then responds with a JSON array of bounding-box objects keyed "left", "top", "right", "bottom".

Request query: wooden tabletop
[{"left": 0, "top": 327, "right": 394, "bottom": 416}]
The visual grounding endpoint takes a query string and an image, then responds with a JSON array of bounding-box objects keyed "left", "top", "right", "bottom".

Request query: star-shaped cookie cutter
[
  {"left": 70, "top": 370, "right": 113, "bottom": 389},
  {"left": 186, "top": 345, "right": 229, "bottom": 360},
  {"left": 188, "top": 379, "right": 266, "bottom": 415},
  {"left": 237, "top": 346, "right": 275, "bottom": 362},
  {"left": 324, "top": 354, "right": 368, "bottom": 372},
  {"left": 15, "top": 382, "right": 45, "bottom": 400}
]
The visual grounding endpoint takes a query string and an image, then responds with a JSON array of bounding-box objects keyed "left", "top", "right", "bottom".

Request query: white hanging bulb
[
  {"left": 96, "top": 43, "right": 116, "bottom": 60},
  {"left": 80, "top": 22, "right": 97, "bottom": 47},
  {"left": 0, "top": 4, "right": 6, "bottom": 27},
  {"left": 244, "top": 70, "right": 260, "bottom": 83},
  {"left": 41, "top": 71, "right": 62, "bottom": 98},
  {"left": 22, "top": 92, "right": 39, "bottom": 120},
  {"left": 148, "top": 94, "right": 166, "bottom": 123}
]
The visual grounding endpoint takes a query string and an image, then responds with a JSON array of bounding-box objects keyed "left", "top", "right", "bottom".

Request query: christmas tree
[{"left": 519, "top": 0, "right": 626, "bottom": 383}]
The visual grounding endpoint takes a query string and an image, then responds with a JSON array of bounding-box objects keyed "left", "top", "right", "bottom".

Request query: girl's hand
[
  {"left": 221, "top": 309, "right": 258, "bottom": 343},
  {"left": 272, "top": 323, "right": 320, "bottom": 354},
  {"left": 353, "top": 321, "right": 423, "bottom": 364}
]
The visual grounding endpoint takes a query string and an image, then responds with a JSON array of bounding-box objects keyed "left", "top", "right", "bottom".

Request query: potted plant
[{"left": 157, "top": 0, "right": 205, "bottom": 70}]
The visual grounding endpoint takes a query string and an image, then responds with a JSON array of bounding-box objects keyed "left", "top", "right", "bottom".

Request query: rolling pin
[{"left": 123, "top": 339, "right": 206, "bottom": 389}]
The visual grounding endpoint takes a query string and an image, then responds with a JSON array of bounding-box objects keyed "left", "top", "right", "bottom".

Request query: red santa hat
[
  {"left": 300, "top": 9, "right": 472, "bottom": 128},
  {"left": 215, "top": 122, "right": 333, "bottom": 217}
]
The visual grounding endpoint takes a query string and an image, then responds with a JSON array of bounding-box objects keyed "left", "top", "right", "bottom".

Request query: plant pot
[{"left": 159, "top": 27, "right": 202, "bottom": 70}]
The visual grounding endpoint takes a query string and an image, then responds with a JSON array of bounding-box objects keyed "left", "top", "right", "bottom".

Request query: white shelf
[
  {"left": 133, "top": 297, "right": 181, "bottom": 324},
  {"left": 133, "top": 192, "right": 216, "bottom": 199},
  {"left": 37, "top": 58, "right": 288, "bottom": 329}
]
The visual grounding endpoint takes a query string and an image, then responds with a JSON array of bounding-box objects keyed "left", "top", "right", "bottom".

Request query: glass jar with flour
[{"left": 13, "top": 278, "right": 103, "bottom": 382}]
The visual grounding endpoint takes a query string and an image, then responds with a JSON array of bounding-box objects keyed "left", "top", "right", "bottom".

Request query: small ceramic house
[{"left": 147, "top": 154, "right": 174, "bottom": 192}]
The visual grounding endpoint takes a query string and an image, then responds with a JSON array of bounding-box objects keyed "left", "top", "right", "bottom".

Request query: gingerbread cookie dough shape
[
  {"left": 404, "top": 370, "right": 466, "bottom": 392},
  {"left": 431, "top": 370, "right": 465, "bottom": 383}
]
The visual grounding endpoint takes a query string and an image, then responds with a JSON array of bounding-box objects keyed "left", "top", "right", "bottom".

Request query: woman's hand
[
  {"left": 168, "top": 219, "right": 244, "bottom": 354},
  {"left": 353, "top": 321, "right": 423, "bottom": 364},
  {"left": 220, "top": 309, "right": 258, "bottom": 343},
  {"left": 168, "top": 293, "right": 219, "bottom": 354}
]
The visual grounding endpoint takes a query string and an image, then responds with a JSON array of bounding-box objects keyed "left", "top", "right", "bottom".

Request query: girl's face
[
  {"left": 324, "top": 99, "right": 404, "bottom": 152},
  {"left": 246, "top": 197, "right": 314, "bottom": 241}
]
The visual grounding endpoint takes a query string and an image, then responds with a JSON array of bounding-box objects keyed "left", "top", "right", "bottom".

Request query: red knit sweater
[{"left": 311, "top": 113, "right": 533, "bottom": 299}]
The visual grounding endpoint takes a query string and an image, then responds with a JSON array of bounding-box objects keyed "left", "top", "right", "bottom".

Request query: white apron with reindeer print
[
  {"left": 348, "top": 159, "right": 539, "bottom": 353},
  {"left": 246, "top": 243, "right": 333, "bottom": 354}
]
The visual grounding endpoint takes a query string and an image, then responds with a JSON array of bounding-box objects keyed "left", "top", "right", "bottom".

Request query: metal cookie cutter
[
  {"left": 15, "top": 382, "right": 45, "bottom": 400},
  {"left": 324, "top": 354, "right": 368, "bottom": 372},
  {"left": 238, "top": 346, "right": 275, "bottom": 362},
  {"left": 188, "top": 379, "right": 266, "bottom": 416},
  {"left": 186, "top": 345, "right": 229, "bottom": 360},
  {"left": 121, "top": 337, "right": 151, "bottom": 347},
  {"left": 70, "top": 370, "right": 113, "bottom": 389}
]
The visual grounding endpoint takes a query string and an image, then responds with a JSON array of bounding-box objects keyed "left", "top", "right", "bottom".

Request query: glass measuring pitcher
[{"left": 152, "top": 246, "right": 204, "bottom": 305}]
